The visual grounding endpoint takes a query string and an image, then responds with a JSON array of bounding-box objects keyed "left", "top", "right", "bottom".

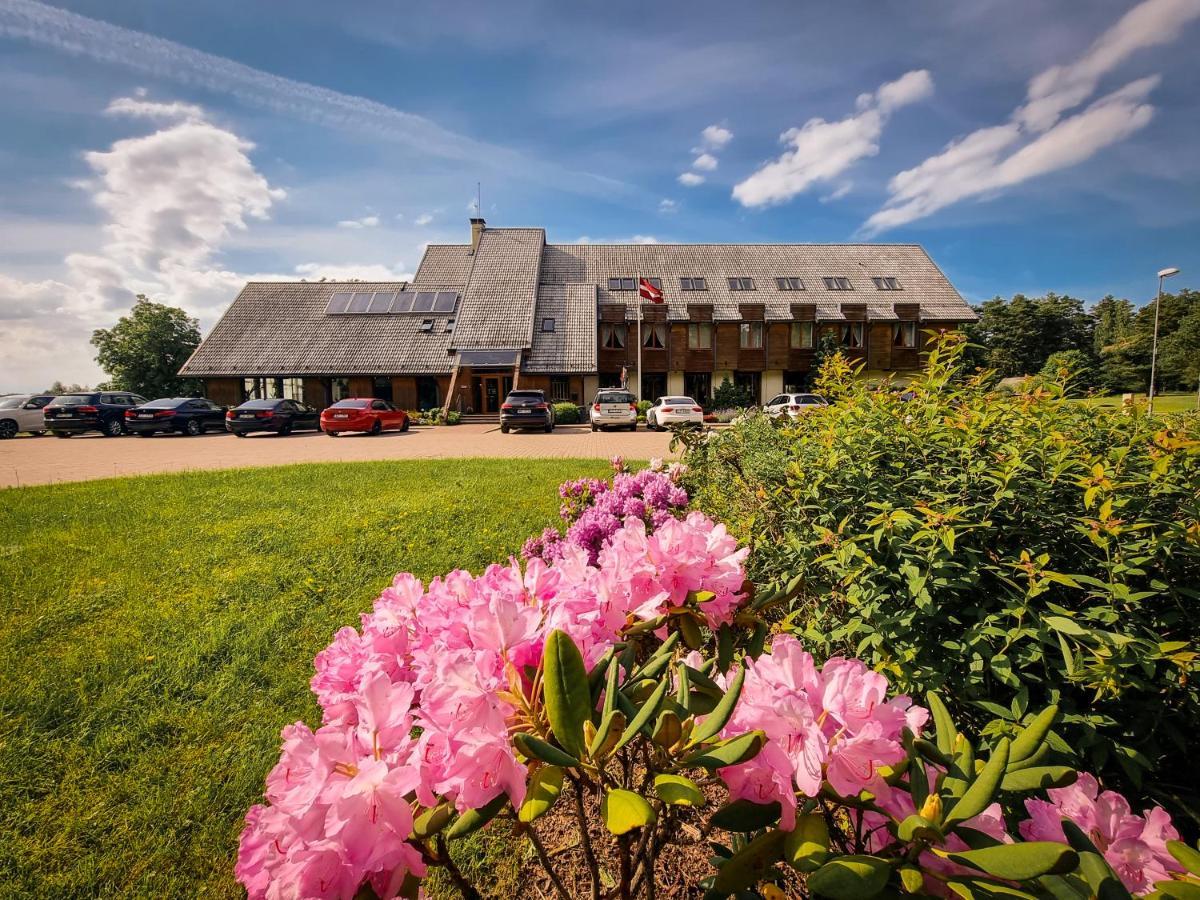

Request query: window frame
[
  {"left": 893, "top": 320, "right": 917, "bottom": 348},
  {"left": 541, "top": 317, "right": 556, "bottom": 333},
  {"left": 727, "top": 277, "right": 755, "bottom": 291},
  {"left": 687, "top": 322, "right": 713, "bottom": 350},
  {"left": 790, "top": 321, "right": 815, "bottom": 349},
  {"left": 840, "top": 321, "right": 865, "bottom": 349},
  {"left": 823, "top": 277, "right": 853, "bottom": 291},
  {"left": 642, "top": 322, "right": 668, "bottom": 350},
  {"left": 775, "top": 277, "right": 805, "bottom": 291},
  {"left": 418, "top": 319, "right": 435, "bottom": 333},
  {"left": 600, "top": 322, "right": 627, "bottom": 350},
  {"left": 872, "top": 276, "right": 902, "bottom": 291},
  {"left": 607, "top": 277, "right": 636, "bottom": 291},
  {"left": 680, "top": 277, "right": 708, "bottom": 291},
  {"left": 739, "top": 321, "right": 764, "bottom": 349}
]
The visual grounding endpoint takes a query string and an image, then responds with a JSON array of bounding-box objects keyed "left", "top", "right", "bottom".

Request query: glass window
[
  {"left": 684, "top": 372, "right": 711, "bottom": 403},
  {"left": 0, "top": 397, "right": 23, "bottom": 410},
  {"left": 330, "top": 399, "right": 369, "bottom": 409},
  {"left": 282, "top": 378, "right": 304, "bottom": 401},
  {"left": 596, "top": 390, "right": 635, "bottom": 404},
  {"left": 644, "top": 277, "right": 662, "bottom": 289},
  {"left": 642, "top": 323, "right": 667, "bottom": 349},
  {"left": 739, "top": 321, "right": 763, "bottom": 349},
  {"left": 776, "top": 277, "right": 805, "bottom": 291},
  {"left": 372, "top": 376, "right": 393, "bottom": 402},
  {"left": 419, "top": 319, "right": 434, "bottom": 333},
  {"left": 790, "top": 321, "right": 815, "bottom": 349},
  {"left": 607, "top": 277, "right": 636, "bottom": 291},
  {"left": 331, "top": 378, "right": 351, "bottom": 401},
  {"left": 727, "top": 277, "right": 754, "bottom": 291},
  {"left": 549, "top": 376, "right": 571, "bottom": 401},
  {"left": 734, "top": 371, "right": 761, "bottom": 403},
  {"left": 893, "top": 321, "right": 917, "bottom": 348},
  {"left": 841, "top": 322, "right": 864, "bottom": 348},
  {"left": 823, "top": 277, "right": 853, "bottom": 291},
  {"left": 600, "top": 323, "right": 626, "bottom": 349},
  {"left": 873, "top": 277, "right": 902, "bottom": 290},
  {"left": 444, "top": 318, "right": 456, "bottom": 333},
  {"left": 680, "top": 277, "right": 707, "bottom": 291},
  {"left": 371, "top": 400, "right": 388, "bottom": 410},
  {"left": 687, "top": 322, "right": 713, "bottom": 349},
  {"left": 542, "top": 318, "right": 555, "bottom": 333}
]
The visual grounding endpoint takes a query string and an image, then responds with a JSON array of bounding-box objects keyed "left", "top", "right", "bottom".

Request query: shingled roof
[{"left": 180, "top": 224, "right": 974, "bottom": 379}]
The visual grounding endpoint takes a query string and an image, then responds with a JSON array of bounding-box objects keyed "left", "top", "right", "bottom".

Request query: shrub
[
  {"left": 1040, "top": 349, "right": 1100, "bottom": 396},
  {"left": 713, "top": 377, "right": 755, "bottom": 410},
  {"left": 551, "top": 402, "right": 580, "bottom": 424},
  {"left": 679, "top": 335, "right": 1200, "bottom": 822},
  {"left": 445, "top": 410, "right": 461, "bottom": 425}
]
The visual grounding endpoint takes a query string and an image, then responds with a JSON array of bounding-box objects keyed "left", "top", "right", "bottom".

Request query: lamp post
[{"left": 1148, "top": 266, "right": 1179, "bottom": 416}]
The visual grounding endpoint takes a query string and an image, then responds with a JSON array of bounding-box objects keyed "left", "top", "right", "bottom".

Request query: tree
[
  {"left": 90, "top": 296, "right": 201, "bottom": 399},
  {"left": 1040, "top": 349, "right": 1098, "bottom": 395},
  {"left": 1092, "top": 295, "right": 1135, "bottom": 355},
  {"left": 711, "top": 377, "right": 754, "bottom": 410},
  {"left": 43, "top": 381, "right": 91, "bottom": 394},
  {"left": 964, "top": 292, "right": 1094, "bottom": 377},
  {"left": 1158, "top": 293, "right": 1200, "bottom": 393},
  {"left": 1099, "top": 289, "right": 1200, "bottom": 395}
]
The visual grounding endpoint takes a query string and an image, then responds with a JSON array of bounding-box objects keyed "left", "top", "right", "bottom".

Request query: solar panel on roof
[
  {"left": 326, "top": 292, "right": 353, "bottom": 314},
  {"left": 392, "top": 291, "right": 415, "bottom": 313},
  {"left": 412, "top": 292, "right": 435, "bottom": 312},
  {"left": 368, "top": 291, "right": 395, "bottom": 313},
  {"left": 432, "top": 291, "right": 458, "bottom": 313},
  {"left": 348, "top": 292, "right": 373, "bottom": 312}
]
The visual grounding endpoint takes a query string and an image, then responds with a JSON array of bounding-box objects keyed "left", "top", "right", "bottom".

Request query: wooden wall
[{"left": 204, "top": 378, "right": 240, "bottom": 407}]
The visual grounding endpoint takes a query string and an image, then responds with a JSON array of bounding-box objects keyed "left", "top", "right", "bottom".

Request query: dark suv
[
  {"left": 500, "top": 390, "right": 555, "bottom": 433},
  {"left": 44, "top": 391, "right": 148, "bottom": 437}
]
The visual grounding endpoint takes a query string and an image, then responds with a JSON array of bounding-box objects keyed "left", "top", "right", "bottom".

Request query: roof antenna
[{"left": 476, "top": 181, "right": 482, "bottom": 218}]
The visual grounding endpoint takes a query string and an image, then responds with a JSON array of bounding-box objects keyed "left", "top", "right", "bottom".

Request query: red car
[{"left": 320, "top": 398, "right": 410, "bottom": 436}]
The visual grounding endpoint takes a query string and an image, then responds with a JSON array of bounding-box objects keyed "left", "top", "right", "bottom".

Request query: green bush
[
  {"left": 679, "top": 335, "right": 1200, "bottom": 821},
  {"left": 551, "top": 402, "right": 580, "bottom": 424},
  {"left": 1040, "top": 349, "right": 1099, "bottom": 396},
  {"left": 713, "top": 377, "right": 754, "bottom": 410},
  {"left": 445, "top": 410, "right": 461, "bottom": 425}
]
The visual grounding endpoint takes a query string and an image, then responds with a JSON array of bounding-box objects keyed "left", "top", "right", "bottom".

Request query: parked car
[
  {"left": 0, "top": 393, "right": 55, "bottom": 439},
  {"left": 645, "top": 395, "right": 704, "bottom": 430},
  {"left": 321, "top": 398, "right": 410, "bottom": 436},
  {"left": 225, "top": 398, "right": 320, "bottom": 436},
  {"left": 764, "top": 392, "right": 830, "bottom": 419},
  {"left": 124, "top": 397, "right": 228, "bottom": 436},
  {"left": 500, "top": 390, "right": 555, "bottom": 433},
  {"left": 44, "top": 391, "right": 148, "bottom": 437},
  {"left": 589, "top": 389, "right": 638, "bottom": 432}
]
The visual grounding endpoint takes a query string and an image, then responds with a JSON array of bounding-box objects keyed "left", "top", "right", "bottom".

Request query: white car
[
  {"left": 645, "top": 396, "right": 704, "bottom": 430},
  {"left": 0, "top": 393, "right": 55, "bottom": 439},
  {"left": 589, "top": 389, "right": 638, "bottom": 431},
  {"left": 764, "top": 392, "right": 829, "bottom": 419}
]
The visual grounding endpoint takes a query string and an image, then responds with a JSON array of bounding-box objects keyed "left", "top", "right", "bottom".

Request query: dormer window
[
  {"left": 823, "top": 277, "right": 853, "bottom": 291},
  {"left": 727, "top": 277, "right": 754, "bottom": 291},
  {"left": 541, "top": 317, "right": 556, "bottom": 333},
  {"left": 444, "top": 318, "right": 456, "bottom": 333},
  {"left": 607, "top": 277, "right": 636, "bottom": 291},
  {"left": 776, "top": 277, "right": 805, "bottom": 291},
  {"left": 872, "top": 277, "right": 902, "bottom": 290},
  {"left": 680, "top": 277, "right": 707, "bottom": 291},
  {"left": 419, "top": 319, "right": 434, "bottom": 333}
]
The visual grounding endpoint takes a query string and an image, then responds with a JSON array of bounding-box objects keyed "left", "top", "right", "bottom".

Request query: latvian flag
[{"left": 638, "top": 277, "right": 664, "bottom": 303}]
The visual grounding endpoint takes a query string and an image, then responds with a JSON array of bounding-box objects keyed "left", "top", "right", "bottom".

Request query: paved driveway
[{"left": 0, "top": 424, "right": 686, "bottom": 488}]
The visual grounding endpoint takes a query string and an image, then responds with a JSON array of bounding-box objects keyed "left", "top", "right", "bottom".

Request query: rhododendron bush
[{"left": 237, "top": 463, "right": 1200, "bottom": 899}]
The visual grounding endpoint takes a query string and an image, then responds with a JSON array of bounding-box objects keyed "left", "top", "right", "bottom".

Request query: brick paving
[{"left": 0, "top": 424, "right": 686, "bottom": 488}]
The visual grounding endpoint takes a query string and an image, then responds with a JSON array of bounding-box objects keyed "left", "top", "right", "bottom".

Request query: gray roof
[{"left": 180, "top": 228, "right": 973, "bottom": 379}]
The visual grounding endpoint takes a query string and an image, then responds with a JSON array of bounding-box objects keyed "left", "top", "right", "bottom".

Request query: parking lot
[{"left": 0, "top": 423, "right": 683, "bottom": 488}]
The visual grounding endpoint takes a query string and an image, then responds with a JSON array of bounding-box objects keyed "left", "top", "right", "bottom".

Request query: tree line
[{"left": 962, "top": 289, "right": 1200, "bottom": 396}]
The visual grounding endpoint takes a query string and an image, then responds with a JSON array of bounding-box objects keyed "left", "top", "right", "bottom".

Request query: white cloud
[
  {"left": 700, "top": 124, "right": 733, "bottom": 149},
  {"left": 414, "top": 213, "right": 433, "bottom": 226},
  {"left": 678, "top": 172, "right": 705, "bottom": 187},
  {"left": 105, "top": 94, "right": 205, "bottom": 122},
  {"left": 293, "top": 262, "right": 411, "bottom": 281},
  {"left": 658, "top": 198, "right": 678, "bottom": 214},
  {"left": 692, "top": 152, "right": 718, "bottom": 172},
  {"left": 863, "top": 0, "right": 1200, "bottom": 233},
  {"left": 337, "top": 215, "right": 380, "bottom": 229},
  {"left": 631, "top": 235, "right": 659, "bottom": 244},
  {"left": 733, "top": 69, "right": 933, "bottom": 208}
]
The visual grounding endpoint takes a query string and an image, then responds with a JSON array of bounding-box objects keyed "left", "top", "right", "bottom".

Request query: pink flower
[{"left": 824, "top": 720, "right": 905, "bottom": 799}]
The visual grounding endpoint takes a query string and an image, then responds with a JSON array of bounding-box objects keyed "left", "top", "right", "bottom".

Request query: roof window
[
  {"left": 823, "top": 277, "right": 853, "bottom": 291},
  {"left": 776, "top": 277, "right": 805, "bottom": 291},
  {"left": 872, "top": 277, "right": 902, "bottom": 290}
]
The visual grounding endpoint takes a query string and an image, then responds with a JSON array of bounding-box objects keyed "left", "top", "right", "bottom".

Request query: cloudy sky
[{"left": 2, "top": 0, "right": 1199, "bottom": 390}]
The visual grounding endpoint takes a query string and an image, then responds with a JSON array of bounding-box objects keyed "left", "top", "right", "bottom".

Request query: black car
[
  {"left": 500, "top": 390, "right": 555, "bottom": 433},
  {"left": 225, "top": 398, "right": 320, "bottom": 436},
  {"left": 125, "top": 397, "right": 228, "bottom": 436},
  {"left": 44, "top": 391, "right": 148, "bottom": 437}
]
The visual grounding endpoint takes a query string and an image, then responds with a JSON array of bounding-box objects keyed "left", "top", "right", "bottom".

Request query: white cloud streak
[
  {"left": 337, "top": 215, "right": 381, "bottom": 229},
  {"left": 863, "top": 0, "right": 1200, "bottom": 233},
  {"left": 677, "top": 172, "right": 704, "bottom": 187},
  {"left": 692, "top": 152, "right": 718, "bottom": 171},
  {"left": 732, "top": 69, "right": 933, "bottom": 208}
]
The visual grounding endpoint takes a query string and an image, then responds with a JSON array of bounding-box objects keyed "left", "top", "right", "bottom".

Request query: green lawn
[
  {"left": 0, "top": 459, "right": 608, "bottom": 898},
  {"left": 1081, "top": 391, "right": 1198, "bottom": 414}
]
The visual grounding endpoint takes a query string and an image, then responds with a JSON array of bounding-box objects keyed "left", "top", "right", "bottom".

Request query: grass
[
  {"left": 1080, "top": 391, "right": 1198, "bottom": 414},
  {"left": 0, "top": 458, "right": 609, "bottom": 898}
]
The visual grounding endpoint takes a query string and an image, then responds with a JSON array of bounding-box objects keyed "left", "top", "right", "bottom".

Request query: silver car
[
  {"left": 0, "top": 393, "right": 55, "bottom": 439},
  {"left": 589, "top": 389, "right": 638, "bottom": 432}
]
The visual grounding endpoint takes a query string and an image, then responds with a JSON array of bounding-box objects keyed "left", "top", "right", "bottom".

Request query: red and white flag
[{"left": 638, "top": 278, "right": 664, "bottom": 303}]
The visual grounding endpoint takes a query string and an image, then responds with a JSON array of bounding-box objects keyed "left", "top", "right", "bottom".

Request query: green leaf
[
  {"left": 611, "top": 676, "right": 669, "bottom": 753},
  {"left": 1167, "top": 841, "right": 1200, "bottom": 877},
  {"left": 713, "top": 829, "right": 786, "bottom": 894},
  {"left": 1061, "top": 820, "right": 1134, "bottom": 900},
  {"left": 899, "top": 866, "right": 925, "bottom": 894},
  {"left": 1155, "top": 881, "right": 1200, "bottom": 900},
  {"left": 679, "top": 730, "right": 766, "bottom": 770},
  {"left": 688, "top": 662, "right": 746, "bottom": 747},
  {"left": 445, "top": 793, "right": 508, "bottom": 839},
  {"left": 898, "top": 815, "right": 941, "bottom": 842},
  {"left": 601, "top": 788, "right": 656, "bottom": 835},
  {"left": 1045, "top": 616, "right": 1089, "bottom": 637},
  {"left": 601, "top": 656, "right": 619, "bottom": 719},
  {"left": 1000, "top": 766, "right": 1077, "bottom": 792},
  {"left": 711, "top": 799, "right": 782, "bottom": 832},
  {"left": 653, "top": 774, "right": 704, "bottom": 807},
  {"left": 784, "top": 814, "right": 830, "bottom": 873},
  {"left": 411, "top": 801, "right": 454, "bottom": 838},
  {"left": 928, "top": 691, "right": 958, "bottom": 755},
  {"left": 945, "top": 842, "right": 1080, "bottom": 880},
  {"left": 543, "top": 629, "right": 591, "bottom": 761},
  {"left": 518, "top": 766, "right": 564, "bottom": 823},
  {"left": 678, "top": 614, "right": 705, "bottom": 650},
  {"left": 808, "top": 855, "right": 892, "bottom": 900},
  {"left": 513, "top": 733, "right": 581, "bottom": 769},
  {"left": 1009, "top": 705, "right": 1058, "bottom": 763},
  {"left": 945, "top": 738, "right": 1009, "bottom": 828}
]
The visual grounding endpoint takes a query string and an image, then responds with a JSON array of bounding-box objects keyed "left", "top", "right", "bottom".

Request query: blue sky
[{"left": 2, "top": 0, "right": 1199, "bottom": 389}]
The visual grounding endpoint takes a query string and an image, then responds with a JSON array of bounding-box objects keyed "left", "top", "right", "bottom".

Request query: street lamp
[{"left": 1148, "top": 266, "right": 1180, "bottom": 416}]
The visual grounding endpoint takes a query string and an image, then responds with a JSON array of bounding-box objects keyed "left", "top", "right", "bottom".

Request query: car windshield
[
  {"left": 661, "top": 397, "right": 695, "bottom": 405},
  {"left": 50, "top": 394, "right": 97, "bottom": 406},
  {"left": 0, "top": 396, "right": 27, "bottom": 409},
  {"left": 238, "top": 399, "right": 281, "bottom": 409},
  {"left": 329, "top": 399, "right": 369, "bottom": 409},
  {"left": 597, "top": 392, "right": 634, "bottom": 404},
  {"left": 506, "top": 391, "right": 544, "bottom": 400},
  {"left": 142, "top": 399, "right": 181, "bottom": 408}
]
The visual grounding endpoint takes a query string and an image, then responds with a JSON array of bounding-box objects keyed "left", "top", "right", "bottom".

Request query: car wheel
[
  {"left": 136, "top": 432, "right": 153, "bottom": 438},
  {"left": 591, "top": 423, "right": 598, "bottom": 432},
  {"left": 185, "top": 419, "right": 203, "bottom": 436},
  {"left": 370, "top": 419, "right": 382, "bottom": 436},
  {"left": 0, "top": 419, "right": 17, "bottom": 440},
  {"left": 234, "top": 431, "right": 247, "bottom": 438},
  {"left": 327, "top": 431, "right": 339, "bottom": 437},
  {"left": 33, "top": 430, "right": 46, "bottom": 436},
  {"left": 500, "top": 424, "right": 510, "bottom": 434},
  {"left": 279, "top": 423, "right": 293, "bottom": 436},
  {"left": 544, "top": 421, "right": 553, "bottom": 433},
  {"left": 53, "top": 431, "right": 71, "bottom": 438},
  {"left": 104, "top": 418, "right": 125, "bottom": 437},
  {"left": 400, "top": 418, "right": 410, "bottom": 433}
]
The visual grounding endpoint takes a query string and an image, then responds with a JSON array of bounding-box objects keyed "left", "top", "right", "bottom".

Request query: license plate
[
  {"left": 239, "top": 413, "right": 255, "bottom": 419},
  {"left": 334, "top": 413, "right": 349, "bottom": 419},
  {"left": 138, "top": 413, "right": 153, "bottom": 418},
  {"left": 61, "top": 411, "right": 75, "bottom": 417},
  {"left": 602, "top": 405, "right": 626, "bottom": 414},
  {"left": 517, "top": 409, "right": 531, "bottom": 415}
]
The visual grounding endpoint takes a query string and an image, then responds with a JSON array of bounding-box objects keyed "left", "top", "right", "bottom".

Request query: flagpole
[{"left": 636, "top": 296, "right": 643, "bottom": 403}]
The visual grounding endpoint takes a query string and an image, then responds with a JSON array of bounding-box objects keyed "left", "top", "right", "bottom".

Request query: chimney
[{"left": 469, "top": 217, "right": 486, "bottom": 254}]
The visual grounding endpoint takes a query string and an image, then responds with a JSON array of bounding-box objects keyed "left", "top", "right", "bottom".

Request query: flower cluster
[
  {"left": 523, "top": 460, "right": 689, "bottom": 565},
  {"left": 236, "top": 510, "right": 747, "bottom": 898},
  {"left": 1021, "top": 773, "right": 1182, "bottom": 894},
  {"left": 714, "top": 635, "right": 929, "bottom": 829}
]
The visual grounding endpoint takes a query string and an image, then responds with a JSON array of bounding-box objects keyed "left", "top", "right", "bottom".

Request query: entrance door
[{"left": 482, "top": 376, "right": 503, "bottom": 413}]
